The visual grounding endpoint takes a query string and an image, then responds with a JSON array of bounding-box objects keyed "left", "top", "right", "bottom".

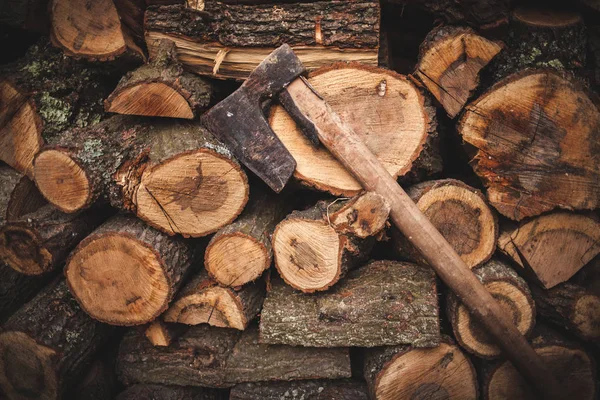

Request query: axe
[{"left": 202, "top": 44, "right": 560, "bottom": 399}]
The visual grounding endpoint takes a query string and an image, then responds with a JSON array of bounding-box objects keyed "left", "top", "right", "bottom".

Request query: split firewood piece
[
  {"left": 34, "top": 117, "right": 249, "bottom": 237},
  {"left": 479, "top": 325, "right": 597, "bottom": 400},
  {"left": 259, "top": 260, "right": 439, "bottom": 348},
  {"left": 204, "top": 186, "right": 292, "bottom": 287},
  {"left": 458, "top": 70, "right": 600, "bottom": 220},
  {"left": 0, "top": 165, "right": 47, "bottom": 224},
  {"left": 65, "top": 215, "right": 196, "bottom": 326},
  {"left": 270, "top": 64, "right": 441, "bottom": 196},
  {"left": 105, "top": 39, "right": 213, "bottom": 119},
  {"left": 391, "top": 179, "right": 497, "bottom": 269},
  {"left": 363, "top": 338, "right": 478, "bottom": 400},
  {"left": 531, "top": 282, "right": 600, "bottom": 343},
  {"left": 497, "top": 212, "right": 600, "bottom": 288},
  {"left": 415, "top": 26, "right": 502, "bottom": 118},
  {"left": 0, "top": 279, "right": 114, "bottom": 400},
  {"left": 0, "top": 205, "right": 110, "bottom": 275},
  {"left": 144, "top": 320, "right": 187, "bottom": 347},
  {"left": 0, "top": 41, "right": 116, "bottom": 177},
  {"left": 116, "top": 384, "right": 224, "bottom": 400},
  {"left": 272, "top": 193, "right": 390, "bottom": 292},
  {"left": 49, "top": 0, "right": 144, "bottom": 61},
  {"left": 446, "top": 259, "right": 535, "bottom": 359},
  {"left": 230, "top": 380, "right": 369, "bottom": 400},
  {"left": 0, "top": 264, "right": 51, "bottom": 324},
  {"left": 117, "top": 324, "right": 352, "bottom": 388},
  {"left": 163, "top": 269, "right": 265, "bottom": 330},
  {"left": 145, "top": 2, "right": 379, "bottom": 79}
]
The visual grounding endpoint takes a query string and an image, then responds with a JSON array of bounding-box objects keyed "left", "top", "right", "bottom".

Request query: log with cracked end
[
  {"left": 0, "top": 279, "right": 115, "bottom": 400},
  {"left": 363, "top": 338, "right": 478, "bottom": 400},
  {"left": 65, "top": 215, "right": 197, "bottom": 326},
  {"left": 458, "top": 70, "right": 600, "bottom": 220},
  {"left": 33, "top": 116, "right": 249, "bottom": 237},
  {"left": 0, "top": 165, "right": 47, "bottom": 225},
  {"left": 144, "top": 320, "right": 187, "bottom": 347},
  {"left": 497, "top": 212, "right": 600, "bottom": 289},
  {"left": 259, "top": 260, "right": 439, "bottom": 348},
  {"left": 163, "top": 269, "right": 265, "bottom": 330},
  {"left": 415, "top": 26, "right": 502, "bottom": 118},
  {"left": 230, "top": 380, "right": 369, "bottom": 400},
  {"left": 272, "top": 192, "right": 390, "bottom": 292},
  {"left": 391, "top": 179, "right": 498, "bottom": 269},
  {"left": 269, "top": 63, "right": 441, "bottom": 196},
  {"left": 446, "top": 259, "right": 536, "bottom": 359},
  {"left": 116, "top": 384, "right": 225, "bottom": 400}
]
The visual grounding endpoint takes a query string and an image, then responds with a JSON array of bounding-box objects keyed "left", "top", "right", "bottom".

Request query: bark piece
[
  {"left": 105, "top": 39, "right": 213, "bottom": 119},
  {"left": 0, "top": 279, "right": 114, "bottom": 400},
  {"left": 270, "top": 64, "right": 440, "bottom": 195},
  {"left": 458, "top": 70, "right": 600, "bottom": 220},
  {"left": 65, "top": 215, "right": 196, "bottom": 326},
  {"left": 260, "top": 260, "right": 439, "bottom": 348},
  {"left": 145, "top": 2, "right": 379, "bottom": 80},
  {"left": 497, "top": 212, "right": 600, "bottom": 288},
  {"left": 33, "top": 116, "right": 249, "bottom": 237},
  {"left": 117, "top": 324, "right": 351, "bottom": 388},
  {"left": 0, "top": 165, "right": 46, "bottom": 224},
  {"left": 163, "top": 270, "right": 265, "bottom": 330},
  {"left": 116, "top": 384, "right": 224, "bottom": 400},
  {"left": 230, "top": 380, "right": 369, "bottom": 400},
  {"left": 415, "top": 26, "right": 502, "bottom": 118},
  {"left": 144, "top": 320, "right": 186, "bottom": 347},
  {"left": 363, "top": 338, "right": 478, "bottom": 400},
  {"left": 391, "top": 179, "right": 498, "bottom": 269},
  {"left": 272, "top": 193, "right": 390, "bottom": 292},
  {"left": 447, "top": 259, "right": 535, "bottom": 358}
]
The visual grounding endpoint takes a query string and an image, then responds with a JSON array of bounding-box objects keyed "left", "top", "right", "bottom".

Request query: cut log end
[
  {"left": 512, "top": 6, "right": 582, "bottom": 28},
  {"left": 329, "top": 192, "right": 390, "bottom": 239},
  {"left": 0, "top": 226, "right": 52, "bottom": 275},
  {"left": 105, "top": 82, "right": 194, "bottom": 119},
  {"left": 574, "top": 294, "right": 600, "bottom": 340}
]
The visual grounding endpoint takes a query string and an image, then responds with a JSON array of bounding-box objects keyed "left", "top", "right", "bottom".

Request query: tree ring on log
[
  {"left": 106, "top": 82, "right": 195, "bottom": 119},
  {"left": 0, "top": 225, "right": 52, "bottom": 275},
  {"left": 512, "top": 7, "right": 582, "bottom": 28}
]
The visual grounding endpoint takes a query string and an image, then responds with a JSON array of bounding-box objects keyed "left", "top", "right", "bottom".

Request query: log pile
[{"left": 0, "top": 1, "right": 599, "bottom": 400}]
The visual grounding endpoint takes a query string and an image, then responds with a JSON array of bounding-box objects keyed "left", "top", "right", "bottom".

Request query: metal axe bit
[{"left": 202, "top": 44, "right": 561, "bottom": 399}]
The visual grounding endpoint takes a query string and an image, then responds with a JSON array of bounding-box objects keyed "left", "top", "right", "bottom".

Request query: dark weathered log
[
  {"left": 144, "top": 320, "right": 187, "bottom": 347},
  {"left": 0, "top": 279, "right": 114, "bottom": 400},
  {"left": 105, "top": 39, "right": 213, "bottom": 119},
  {"left": 230, "top": 380, "right": 369, "bottom": 400},
  {"left": 415, "top": 26, "right": 502, "bottom": 117},
  {"left": 458, "top": 70, "right": 600, "bottom": 220},
  {"left": 0, "top": 165, "right": 46, "bottom": 225},
  {"left": 447, "top": 259, "right": 535, "bottom": 358},
  {"left": 391, "top": 179, "right": 498, "bottom": 269},
  {"left": 116, "top": 384, "right": 225, "bottom": 400},
  {"left": 0, "top": 263, "right": 51, "bottom": 324},
  {"left": 69, "top": 359, "right": 117, "bottom": 400},
  {"left": 65, "top": 215, "right": 196, "bottom": 326},
  {"left": 269, "top": 64, "right": 441, "bottom": 195},
  {"left": 260, "top": 260, "right": 439, "bottom": 348},
  {"left": 272, "top": 193, "right": 390, "bottom": 292},
  {"left": 0, "top": 0, "right": 49, "bottom": 32},
  {"left": 572, "top": 255, "right": 600, "bottom": 296},
  {"left": 117, "top": 324, "right": 352, "bottom": 388},
  {"left": 112, "top": 0, "right": 147, "bottom": 47},
  {"left": 497, "top": 212, "right": 600, "bottom": 288},
  {"left": 144, "top": 2, "right": 380, "bottom": 79},
  {"left": 34, "top": 116, "right": 249, "bottom": 237},
  {"left": 163, "top": 269, "right": 265, "bottom": 330},
  {"left": 363, "top": 337, "right": 478, "bottom": 400}
]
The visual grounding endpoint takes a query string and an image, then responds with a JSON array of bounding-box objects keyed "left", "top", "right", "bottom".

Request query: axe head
[{"left": 202, "top": 44, "right": 306, "bottom": 192}]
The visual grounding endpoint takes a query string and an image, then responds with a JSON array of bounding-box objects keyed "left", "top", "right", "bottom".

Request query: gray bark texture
[
  {"left": 229, "top": 380, "right": 369, "bottom": 400},
  {"left": 116, "top": 384, "right": 226, "bottom": 400}
]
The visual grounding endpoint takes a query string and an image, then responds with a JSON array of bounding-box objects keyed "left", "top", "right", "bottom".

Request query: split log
[
  {"left": 163, "top": 269, "right": 265, "bottom": 330},
  {"left": 0, "top": 165, "right": 46, "bottom": 224},
  {"left": 65, "top": 215, "right": 196, "bottom": 326},
  {"left": 0, "top": 41, "right": 117, "bottom": 177},
  {"left": 458, "top": 69, "right": 600, "bottom": 220},
  {"left": 0, "top": 279, "right": 114, "bottom": 400},
  {"left": 34, "top": 117, "right": 249, "bottom": 237},
  {"left": 0, "top": 205, "right": 110, "bottom": 275},
  {"left": 105, "top": 39, "right": 213, "bottom": 119},
  {"left": 497, "top": 212, "right": 600, "bottom": 288},
  {"left": 144, "top": 2, "right": 380, "bottom": 80},
  {"left": 230, "top": 380, "right": 369, "bottom": 400},
  {"left": 117, "top": 324, "right": 352, "bottom": 388},
  {"left": 479, "top": 325, "right": 597, "bottom": 400},
  {"left": 391, "top": 179, "right": 497, "bottom": 269},
  {"left": 446, "top": 259, "right": 535, "bottom": 358},
  {"left": 259, "top": 260, "right": 439, "bottom": 348},
  {"left": 363, "top": 338, "right": 478, "bottom": 400},
  {"left": 415, "top": 26, "right": 502, "bottom": 118},
  {"left": 272, "top": 193, "right": 390, "bottom": 292},
  {"left": 144, "top": 320, "right": 187, "bottom": 347},
  {"left": 116, "top": 384, "right": 224, "bottom": 400},
  {"left": 269, "top": 64, "right": 441, "bottom": 196}
]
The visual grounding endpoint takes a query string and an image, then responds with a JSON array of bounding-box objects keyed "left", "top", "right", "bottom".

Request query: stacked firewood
[{"left": 0, "top": 0, "right": 599, "bottom": 399}]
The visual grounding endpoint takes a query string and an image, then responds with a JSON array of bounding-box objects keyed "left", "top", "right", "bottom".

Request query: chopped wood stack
[{"left": 1, "top": 2, "right": 599, "bottom": 400}]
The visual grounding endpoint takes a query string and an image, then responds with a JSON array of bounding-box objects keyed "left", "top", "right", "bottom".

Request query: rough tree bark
[
  {"left": 116, "top": 384, "right": 225, "bottom": 400},
  {"left": 230, "top": 380, "right": 369, "bottom": 400},
  {"left": 65, "top": 215, "right": 197, "bottom": 326},
  {"left": 68, "top": 358, "right": 117, "bottom": 400},
  {"left": 259, "top": 260, "right": 439, "bottom": 348},
  {"left": 0, "top": 263, "right": 51, "bottom": 324}
]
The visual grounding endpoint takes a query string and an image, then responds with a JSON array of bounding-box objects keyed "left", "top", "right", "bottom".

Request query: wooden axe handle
[{"left": 284, "top": 78, "right": 561, "bottom": 399}]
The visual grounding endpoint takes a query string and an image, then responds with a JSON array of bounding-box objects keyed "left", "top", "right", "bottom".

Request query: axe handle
[{"left": 284, "top": 78, "right": 561, "bottom": 400}]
